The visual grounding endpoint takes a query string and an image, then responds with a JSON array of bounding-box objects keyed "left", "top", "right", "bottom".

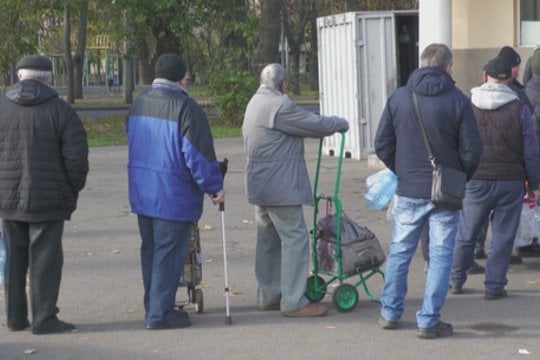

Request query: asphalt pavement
[{"left": 1, "top": 137, "right": 539, "bottom": 360}]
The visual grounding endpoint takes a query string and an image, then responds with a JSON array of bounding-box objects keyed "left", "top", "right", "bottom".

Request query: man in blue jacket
[
  {"left": 375, "top": 43, "right": 482, "bottom": 339},
  {"left": 126, "top": 54, "right": 224, "bottom": 330}
]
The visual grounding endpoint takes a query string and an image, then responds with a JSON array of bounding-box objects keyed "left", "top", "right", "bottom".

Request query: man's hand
[{"left": 211, "top": 190, "right": 225, "bottom": 205}]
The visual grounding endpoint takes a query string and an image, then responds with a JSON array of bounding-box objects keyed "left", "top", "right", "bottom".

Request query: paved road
[{"left": 1, "top": 137, "right": 539, "bottom": 360}]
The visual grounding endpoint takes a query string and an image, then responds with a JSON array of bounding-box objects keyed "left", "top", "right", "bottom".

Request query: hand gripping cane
[{"left": 218, "top": 159, "right": 232, "bottom": 325}]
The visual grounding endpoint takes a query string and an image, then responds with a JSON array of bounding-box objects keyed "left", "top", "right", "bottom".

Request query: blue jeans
[
  {"left": 138, "top": 215, "right": 191, "bottom": 326},
  {"left": 380, "top": 196, "right": 459, "bottom": 328}
]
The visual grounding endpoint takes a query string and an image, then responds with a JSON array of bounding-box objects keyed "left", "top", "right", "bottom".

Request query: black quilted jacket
[{"left": 0, "top": 79, "right": 89, "bottom": 221}]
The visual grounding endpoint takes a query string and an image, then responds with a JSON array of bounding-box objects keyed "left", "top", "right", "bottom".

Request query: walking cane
[{"left": 218, "top": 159, "right": 232, "bottom": 325}]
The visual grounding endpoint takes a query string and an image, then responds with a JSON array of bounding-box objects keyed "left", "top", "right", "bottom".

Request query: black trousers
[{"left": 3, "top": 220, "right": 64, "bottom": 330}]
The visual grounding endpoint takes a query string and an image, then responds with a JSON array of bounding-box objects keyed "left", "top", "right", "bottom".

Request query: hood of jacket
[
  {"left": 471, "top": 83, "right": 518, "bottom": 110},
  {"left": 406, "top": 66, "right": 455, "bottom": 97},
  {"left": 5, "top": 79, "right": 58, "bottom": 106}
]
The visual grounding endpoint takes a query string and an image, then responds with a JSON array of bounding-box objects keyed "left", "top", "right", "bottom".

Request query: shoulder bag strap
[{"left": 411, "top": 91, "right": 436, "bottom": 167}]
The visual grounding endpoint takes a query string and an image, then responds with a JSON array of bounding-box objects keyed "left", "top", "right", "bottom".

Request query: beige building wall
[
  {"left": 450, "top": 0, "right": 537, "bottom": 94},
  {"left": 452, "top": 0, "right": 516, "bottom": 49}
]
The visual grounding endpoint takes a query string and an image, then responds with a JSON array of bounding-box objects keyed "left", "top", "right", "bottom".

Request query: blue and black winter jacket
[{"left": 126, "top": 81, "right": 223, "bottom": 222}]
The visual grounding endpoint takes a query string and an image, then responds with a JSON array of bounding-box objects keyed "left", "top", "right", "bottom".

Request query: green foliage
[
  {"left": 208, "top": 69, "right": 256, "bottom": 126},
  {"left": 82, "top": 113, "right": 240, "bottom": 147}
]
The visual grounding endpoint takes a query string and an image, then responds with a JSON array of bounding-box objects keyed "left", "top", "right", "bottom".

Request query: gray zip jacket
[{"left": 243, "top": 86, "right": 348, "bottom": 206}]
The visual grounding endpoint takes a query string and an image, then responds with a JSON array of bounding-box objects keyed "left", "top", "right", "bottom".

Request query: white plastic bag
[{"left": 516, "top": 203, "right": 540, "bottom": 240}]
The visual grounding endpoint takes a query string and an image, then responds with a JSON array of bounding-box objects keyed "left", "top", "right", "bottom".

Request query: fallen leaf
[
  {"left": 242, "top": 219, "right": 253, "bottom": 224},
  {"left": 109, "top": 250, "right": 121, "bottom": 255},
  {"left": 526, "top": 279, "right": 540, "bottom": 285},
  {"left": 202, "top": 224, "right": 212, "bottom": 230},
  {"left": 24, "top": 349, "right": 37, "bottom": 354},
  {"left": 199, "top": 282, "right": 209, "bottom": 289}
]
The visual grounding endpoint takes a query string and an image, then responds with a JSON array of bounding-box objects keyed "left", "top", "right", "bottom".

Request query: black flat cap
[
  {"left": 16, "top": 55, "right": 53, "bottom": 71},
  {"left": 483, "top": 57, "right": 512, "bottom": 80}
]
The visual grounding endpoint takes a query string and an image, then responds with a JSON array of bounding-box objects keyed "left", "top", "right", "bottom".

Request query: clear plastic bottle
[
  {"left": 0, "top": 231, "right": 6, "bottom": 285},
  {"left": 364, "top": 169, "right": 397, "bottom": 211}
]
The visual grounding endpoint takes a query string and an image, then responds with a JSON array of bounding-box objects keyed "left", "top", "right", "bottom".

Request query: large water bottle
[
  {"left": 364, "top": 168, "right": 397, "bottom": 211},
  {"left": 0, "top": 231, "right": 6, "bottom": 285}
]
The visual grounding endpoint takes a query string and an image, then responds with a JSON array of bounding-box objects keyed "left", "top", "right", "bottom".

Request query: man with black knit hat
[
  {"left": 126, "top": 53, "right": 224, "bottom": 329},
  {"left": 0, "top": 55, "right": 89, "bottom": 334},
  {"left": 450, "top": 56, "right": 540, "bottom": 300},
  {"left": 498, "top": 45, "right": 533, "bottom": 111}
]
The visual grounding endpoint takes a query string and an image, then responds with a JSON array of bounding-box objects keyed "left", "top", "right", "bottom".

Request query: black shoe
[
  {"left": 173, "top": 308, "right": 190, "bottom": 319},
  {"left": 378, "top": 316, "right": 398, "bottom": 330},
  {"left": 474, "top": 248, "right": 486, "bottom": 259},
  {"left": 9, "top": 320, "right": 30, "bottom": 331},
  {"left": 510, "top": 255, "right": 522, "bottom": 264},
  {"left": 516, "top": 243, "right": 540, "bottom": 257},
  {"left": 485, "top": 289, "right": 507, "bottom": 300},
  {"left": 417, "top": 321, "right": 453, "bottom": 339},
  {"left": 449, "top": 284, "right": 463, "bottom": 295},
  {"left": 466, "top": 261, "right": 485, "bottom": 275},
  {"left": 146, "top": 316, "right": 191, "bottom": 330},
  {"left": 32, "top": 318, "right": 76, "bottom": 335}
]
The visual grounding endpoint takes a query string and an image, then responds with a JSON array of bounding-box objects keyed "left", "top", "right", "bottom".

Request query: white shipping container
[{"left": 318, "top": 11, "right": 418, "bottom": 159}]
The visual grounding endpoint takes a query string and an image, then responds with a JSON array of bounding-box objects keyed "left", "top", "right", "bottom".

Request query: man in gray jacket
[{"left": 243, "top": 63, "right": 348, "bottom": 317}]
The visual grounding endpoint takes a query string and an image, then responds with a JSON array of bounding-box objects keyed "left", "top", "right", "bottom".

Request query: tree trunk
[
  {"left": 252, "top": 0, "right": 282, "bottom": 77},
  {"left": 123, "top": 11, "right": 134, "bottom": 104},
  {"left": 137, "top": 40, "right": 153, "bottom": 85},
  {"left": 309, "top": 2, "right": 318, "bottom": 90},
  {"left": 74, "top": 0, "right": 88, "bottom": 99},
  {"left": 64, "top": 3, "right": 75, "bottom": 104}
]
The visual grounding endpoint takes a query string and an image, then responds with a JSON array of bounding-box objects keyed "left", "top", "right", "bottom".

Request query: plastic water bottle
[
  {"left": 0, "top": 232, "right": 6, "bottom": 285},
  {"left": 364, "top": 168, "right": 397, "bottom": 211}
]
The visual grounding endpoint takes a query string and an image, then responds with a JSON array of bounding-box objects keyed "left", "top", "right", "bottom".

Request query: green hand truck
[{"left": 306, "top": 132, "right": 385, "bottom": 312}]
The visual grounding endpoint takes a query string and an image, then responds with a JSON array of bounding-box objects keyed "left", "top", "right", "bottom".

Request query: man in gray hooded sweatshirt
[
  {"left": 450, "top": 57, "right": 540, "bottom": 300},
  {"left": 243, "top": 63, "right": 348, "bottom": 317}
]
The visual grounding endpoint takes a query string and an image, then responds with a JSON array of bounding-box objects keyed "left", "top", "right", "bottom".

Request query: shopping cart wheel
[
  {"left": 194, "top": 288, "right": 204, "bottom": 313},
  {"left": 332, "top": 284, "right": 358, "bottom": 313},
  {"left": 305, "top": 275, "right": 327, "bottom": 302}
]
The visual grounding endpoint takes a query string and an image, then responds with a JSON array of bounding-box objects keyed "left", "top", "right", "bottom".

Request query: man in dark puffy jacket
[
  {"left": 0, "top": 55, "right": 89, "bottom": 334},
  {"left": 375, "top": 43, "right": 482, "bottom": 339},
  {"left": 126, "top": 54, "right": 224, "bottom": 330}
]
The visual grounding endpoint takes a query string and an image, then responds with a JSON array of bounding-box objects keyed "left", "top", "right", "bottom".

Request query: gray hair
[
  {"left": 420, "top": 43, "right": 453, "bottom": 69},
  {"left": 259, "top": 63, "right": 287, "bottom": 91},
  {"left": 17, "top": 69, "right": 52, "bottom": 84}
]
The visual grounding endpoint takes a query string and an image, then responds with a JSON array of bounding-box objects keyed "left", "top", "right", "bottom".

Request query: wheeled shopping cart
[
  {"left": 305, "top": 133, "right": 385, "bottom": 312},
  {"left": 177, "top": 222, "right": 204, "bottom": 313}
]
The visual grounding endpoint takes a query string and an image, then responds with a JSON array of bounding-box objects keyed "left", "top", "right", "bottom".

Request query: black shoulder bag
[{"left": 411, "top": 92, "right": 466, "bottom": 210}]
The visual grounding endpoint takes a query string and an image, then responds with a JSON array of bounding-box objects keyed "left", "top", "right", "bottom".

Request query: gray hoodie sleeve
[{"left": 273, "top": 96, "right": 349, "bottom": 137}]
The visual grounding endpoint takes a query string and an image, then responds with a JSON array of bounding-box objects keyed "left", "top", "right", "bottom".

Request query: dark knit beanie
[
  {"left": 16, "top": 55, "right": 52, "bottom": 71},
  {"left": 532, "top": 52, "right": 540, "bottom": 76},
  {"left": 497, "top": 46, "right": 521, "bottom": 67},
  {"left": 155, "top": 53, "right": 186, "bottom": 82},
  {"left": 483, "top": 57, "right": 512, "bottom": 80}
]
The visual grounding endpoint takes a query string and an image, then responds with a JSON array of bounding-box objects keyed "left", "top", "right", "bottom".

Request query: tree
[
  {"left": 251, "top": 0, "right": 282, "bottom": 77},
  {"left": 74, "top": 0, "right": 89, "bottom": 99},
  {"left": 64, "top": 2, "right": 75, "bottom": 104},
  {"left": 282, "top": 0, "right": 314, "bottom": 95}
]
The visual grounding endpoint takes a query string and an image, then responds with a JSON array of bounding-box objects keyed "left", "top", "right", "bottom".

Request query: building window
[{"left": 521, "top": 0, "right": 540, "bottom": 45}]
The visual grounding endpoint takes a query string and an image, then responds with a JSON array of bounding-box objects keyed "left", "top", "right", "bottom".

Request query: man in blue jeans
[
  {"left": 374, "top": 43, "right": 482, "bottom": 339},
  {"left": 126, "top": 54, "right": 224, "bottom": 329}
]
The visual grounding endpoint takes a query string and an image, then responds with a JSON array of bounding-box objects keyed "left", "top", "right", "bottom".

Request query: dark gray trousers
[{"left": 3, "top": 220, "right": 64, "bottom": 330}]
